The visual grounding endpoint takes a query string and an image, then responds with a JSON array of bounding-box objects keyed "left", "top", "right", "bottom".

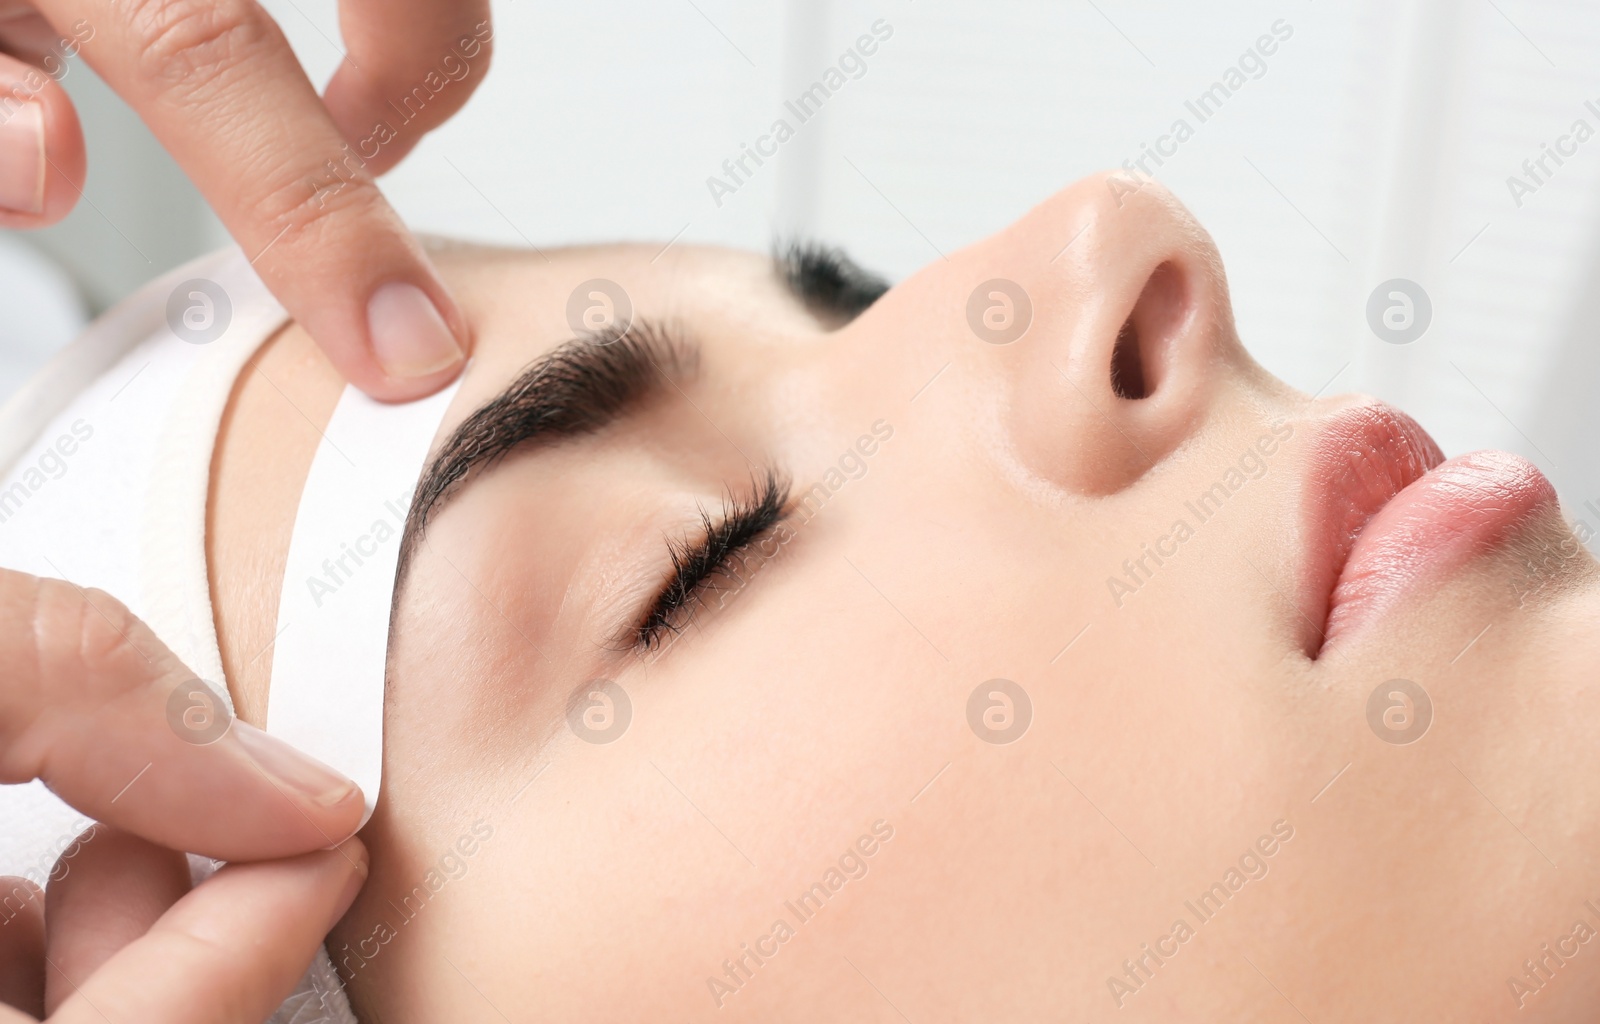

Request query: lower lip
[
  {"left": 1324, "top": 450, "right": 1555, "bottom": 644},
  {"left": 1306, "top": 406, "right": 1558, "bottom": 652}
]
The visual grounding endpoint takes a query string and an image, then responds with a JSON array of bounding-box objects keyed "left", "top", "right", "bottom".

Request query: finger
[
  {"left": 0, "top": 877, "right": 45, "bottom": 1018},
  {"left": 322, "top": 0, "right": 493, "bottom": 175},
  {"left": 43, "top": 826, "right": 190, "bottom": 1015},
  {"left": 0, "top": 570, "right": 364, "bottom": 860},
  {"left": 34, "top": 0, "right": 469, "bottom": 400},
  {"left": 0, "top": 49, "right": 83, "bottom": 228},
  {"left": 48, "top": 840, "right": 367, "bottom": 1024},
  {"left": 0, "top": 5, "right": 74, "bottom": 63}
]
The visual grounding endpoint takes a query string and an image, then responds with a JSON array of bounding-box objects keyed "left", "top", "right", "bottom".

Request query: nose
[{"left": 963, "top": 173, "right": 1248, "bottom": 495}]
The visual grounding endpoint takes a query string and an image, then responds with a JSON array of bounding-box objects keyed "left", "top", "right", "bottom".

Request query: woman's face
[{"left": 213, "top": 173, "right": 1600, "bottom": 1022}]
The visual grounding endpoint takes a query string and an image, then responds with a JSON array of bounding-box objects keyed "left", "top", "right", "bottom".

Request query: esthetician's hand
[
  {"left": 0, "top": 569, "right": 370, "bottom": 1016},
  {"left": 0, "top": 829, "right": 368, "bottom": 1021},
  {"left": 0, "top": 0, "right": 493, "bottom": 401}
]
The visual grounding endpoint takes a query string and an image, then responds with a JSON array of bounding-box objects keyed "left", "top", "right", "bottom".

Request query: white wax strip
[{"left": 266, "top": 380, "right": 461, "bottom": 827}]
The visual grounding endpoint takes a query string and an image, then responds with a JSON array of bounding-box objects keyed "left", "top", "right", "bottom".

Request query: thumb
[
  {"left": 0, "top": 571, "right": 364, "bottom": 861},
  {"left": 0, "top": 49, "right": 84, "bottom": 228}
]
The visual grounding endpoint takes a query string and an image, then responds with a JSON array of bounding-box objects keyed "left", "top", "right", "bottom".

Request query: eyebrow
[{"left": 399, "top": 321, "right": 696, "bottom": 574}]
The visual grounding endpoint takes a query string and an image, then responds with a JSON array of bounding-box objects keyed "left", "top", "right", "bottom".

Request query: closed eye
[{"left": 626, "top": 469, "right": 792, "bottom": 652}]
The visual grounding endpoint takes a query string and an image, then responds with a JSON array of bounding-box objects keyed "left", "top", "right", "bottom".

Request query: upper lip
[{"left": 1300, "top": 401, "right": 1444, "bottom": 654}]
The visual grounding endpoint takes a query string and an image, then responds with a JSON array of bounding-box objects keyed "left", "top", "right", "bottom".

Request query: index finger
[
  {"left": 0, "top": 571, "right": 364, "bottom": 860},
  {"left": 46, "top": 840, "right": 367, "bottom": 1024},
  {"left": 33, "top": 0, "right": 470, "bottom": 401}
]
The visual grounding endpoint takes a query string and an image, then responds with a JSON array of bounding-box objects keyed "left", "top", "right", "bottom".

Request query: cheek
[
  {"left": 331, "top": 826, "right": 518, "bottom": 1021},
  {"left": 346, "top": 565, "right": 954, "bottom": 1018},
  {"left": 382, "top": 565, "right": 540, "bottom": 849}
]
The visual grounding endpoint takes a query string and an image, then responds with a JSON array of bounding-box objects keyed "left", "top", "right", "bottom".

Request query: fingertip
[
  {"left": 0, "top": 875, "right": 45, "bottom": 1017},
  {"left": 0, "top": 874, "right": 44, "bottom": 902},
  {"left": 339, "top": 835, "right": 370, "bottom": 872},
  {"left": 364, "top": 279, "right": 469, "bottom": 396},
  {"left": 318, "top": 275, "right": 472, "bottom": 403},
  {"left": 314, "top": 837, "right": 368, "bottom": 931},
  {"left": 306, "top": 837, "right": 368, "bottom": 886},
  {"left": 0, "top": 53, "right": 83, "bottom": 229},
  {"left": 0, "top": 875, "right": 44, "bottom": 933},
  {"left": 284, "top": 838, "right": 368, "bottom": 934},
  {"left": 227, "top": 720, "right": 367, "bottom": 849}
]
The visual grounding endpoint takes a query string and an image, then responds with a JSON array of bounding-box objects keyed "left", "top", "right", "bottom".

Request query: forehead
[{"left": 433, "top": 241, "right": 824, "bottom": 354}]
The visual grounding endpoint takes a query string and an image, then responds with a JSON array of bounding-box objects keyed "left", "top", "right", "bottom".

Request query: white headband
[{"left": 266, "top": 380, "right": 461, "bottom": 827}]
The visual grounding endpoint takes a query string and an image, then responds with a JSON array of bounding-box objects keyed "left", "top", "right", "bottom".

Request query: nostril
[
  {"left": 1110, "top": 319, "right": 1146, "bottom": 399},
  {"left": 1109, "top": 260, "right": 1188, "bottom": 402}
]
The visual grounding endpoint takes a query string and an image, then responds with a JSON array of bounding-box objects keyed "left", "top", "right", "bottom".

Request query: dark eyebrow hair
[
  {"left": 775, "top": 241, "right": 890, "bottom": 323},
  {"left": 399, "top": 321, "right": 696, "bottom": 573}
]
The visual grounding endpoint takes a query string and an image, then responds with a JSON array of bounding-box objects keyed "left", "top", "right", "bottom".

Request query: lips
[{"left": 1303, "top": 403, "right": 1557, "bottom": 654}]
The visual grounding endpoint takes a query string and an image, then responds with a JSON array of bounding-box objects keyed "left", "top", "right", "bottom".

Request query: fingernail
[
  {"left": 367, "top": 282, "right": 464, "bottom": 379},
  {"left": 326, "top": 842, "right": 369, "bottom": 930},
  {"left": 0, "top": 102, "right": 45, "bottom": 215},
  {"left": 232, "top": 720, "right": 362, "bottom": 811}
]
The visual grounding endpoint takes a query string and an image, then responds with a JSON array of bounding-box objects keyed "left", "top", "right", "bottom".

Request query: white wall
[{"left": 7, "top": 0, "right": 1600, "bottom": 538}]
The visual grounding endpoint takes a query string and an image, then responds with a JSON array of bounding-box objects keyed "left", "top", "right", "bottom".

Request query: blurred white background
[{"left": 6, "top": 0, "right": 1600, "bottom": 542}]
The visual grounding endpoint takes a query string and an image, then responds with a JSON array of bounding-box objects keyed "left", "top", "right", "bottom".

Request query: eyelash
[{"left": 629, "top": 469, "right": 791, "bottom": 651}]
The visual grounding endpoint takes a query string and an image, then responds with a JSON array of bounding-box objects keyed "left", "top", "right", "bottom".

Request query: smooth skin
[{"left": 208, "top": 175, "right": 1600, "bottom": 1022}]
